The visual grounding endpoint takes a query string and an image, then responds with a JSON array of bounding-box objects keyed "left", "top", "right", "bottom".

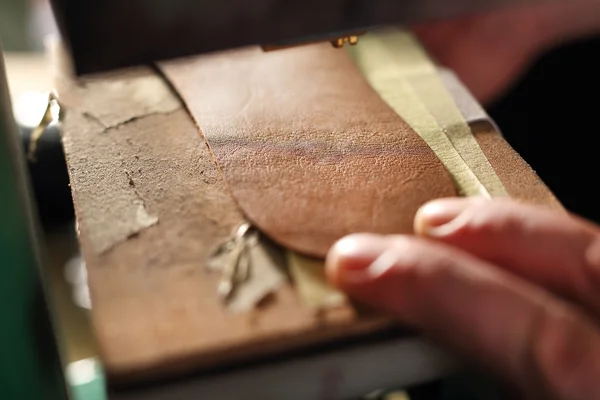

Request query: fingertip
[
  {"left": 414, "top": 197, "right": 486, "bottom": 236},
  {"left": 325, "top": 233, "right": 388, "bottom": 286}
]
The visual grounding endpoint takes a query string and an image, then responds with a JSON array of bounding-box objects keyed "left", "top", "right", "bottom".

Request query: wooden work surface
[{"left": 52, "top": 44, "right": 562, "bottom": 385}]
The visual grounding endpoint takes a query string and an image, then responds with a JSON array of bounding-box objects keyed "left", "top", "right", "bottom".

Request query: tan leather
[
  {"left": 160, "top": 44, "right": 457, "bottom": 258},
  {"left": 471, "top": 120, "right": 563, "bottom": 211}
]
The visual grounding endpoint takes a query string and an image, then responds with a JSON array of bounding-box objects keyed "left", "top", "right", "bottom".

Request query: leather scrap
[
  {"left": 159, "top": 45, "right": 457, "bottom": 258},
  {"left": 207, "top": 230, "right": 288, "bottom": 313}
]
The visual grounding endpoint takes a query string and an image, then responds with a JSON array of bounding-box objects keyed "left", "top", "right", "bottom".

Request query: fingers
[
  {"left": 414, "top": 198, "right": 600, "bottom": 314},
  {"left": 326, "top": 234, "right": 600, "bottom": 399}
]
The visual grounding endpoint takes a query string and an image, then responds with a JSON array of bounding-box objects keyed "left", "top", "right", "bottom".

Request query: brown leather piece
[
  {"left": 54, "top": 51, "right": 390, "bottom": 383},
  {"left": 159, "top": 44, "right": 458, "bottom": 258},
  {"left": 471, "top": 121, "right": 564, "bottom": 212}
]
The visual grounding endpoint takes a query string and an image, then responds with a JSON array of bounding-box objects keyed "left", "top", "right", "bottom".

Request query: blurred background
[{"left": 0, "top": 0, "right": 57, "bottom": 51}]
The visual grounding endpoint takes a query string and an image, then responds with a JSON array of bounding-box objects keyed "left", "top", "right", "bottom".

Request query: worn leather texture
[{"left": 160, "top": 44, "right": 458, "bottom": 258}]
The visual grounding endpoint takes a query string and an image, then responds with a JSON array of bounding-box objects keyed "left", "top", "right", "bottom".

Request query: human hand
[
  {"left": 411, "top": 0, "right": 600, "bottom": 104},
  {"left": 326, "top": 198, "right": 600, "bottom": 399}
]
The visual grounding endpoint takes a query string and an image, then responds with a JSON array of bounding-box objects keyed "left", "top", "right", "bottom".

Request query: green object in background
[
  {"left": 0, "top": 0, "right": 31, "bottom": 51},
  {"left": 0, "top": 48, "right": 67, "bottom": 399},
  {"left": 66, "top": 358, "right": 107, "bottom": 400}
]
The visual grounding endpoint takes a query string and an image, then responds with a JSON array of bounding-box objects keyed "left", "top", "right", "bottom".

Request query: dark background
[{"left": 489, "top": 36, "right": 600, "bottom": 223}]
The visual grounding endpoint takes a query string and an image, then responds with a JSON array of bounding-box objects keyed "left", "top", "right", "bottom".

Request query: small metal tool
[
  {"left": 27, "top": 91, "right": 61, "bottom": 162},
  {"left": 215, "top": 223, "right": 258, "bottom": 301}
]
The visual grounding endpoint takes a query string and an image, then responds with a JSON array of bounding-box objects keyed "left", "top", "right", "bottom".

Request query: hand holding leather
[{"left": 327, "top": 198, "right": 600, "bottom": 399}]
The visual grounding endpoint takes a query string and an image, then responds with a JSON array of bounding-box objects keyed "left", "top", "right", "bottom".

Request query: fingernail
[
  {"left": 415, "top": 197, "right": 483, "bottom": 236},
  {"left": 325, "top": 233, "right": 390, "bottom": 285}
]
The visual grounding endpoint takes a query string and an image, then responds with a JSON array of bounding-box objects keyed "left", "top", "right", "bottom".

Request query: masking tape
[{"left": 287, "top": 252, "right": 346, "bottom": 310}]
